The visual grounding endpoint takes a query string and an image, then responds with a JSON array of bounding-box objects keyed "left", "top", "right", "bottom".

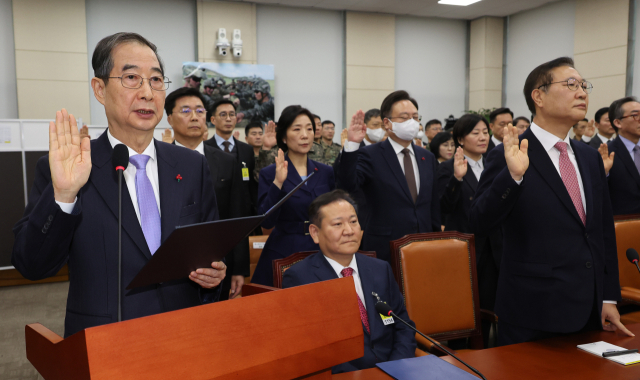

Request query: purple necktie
[
  {"left": 554, "top": 142, "right": 586, "bottom": 225},
  {"left": 129, "top": 155, "right": 161, "bottom": 255},
  {"left": 634, "top": 146, "right": 640, "bottom": 175}
]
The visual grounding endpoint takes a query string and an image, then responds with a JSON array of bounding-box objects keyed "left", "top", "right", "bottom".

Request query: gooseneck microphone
[
  {"left": 627, "top": 248, "right": 640, "bottom": 275},
  {"left": 112, "top": 144, "right": 129, "bottom": 322},
  {"left": 372, "top": 292, "right": 488, "bottom": 380}
]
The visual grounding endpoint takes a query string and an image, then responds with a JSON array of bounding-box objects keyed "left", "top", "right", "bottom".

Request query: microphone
[
  {"left": 626, "top": 248, "right": 640, "bottom": 274},
  {"left": 372, "top": 292, "right": 487, "bottom": 380},
  {"left": 112, "top": 144, "right": 129, "bottom": 322}
]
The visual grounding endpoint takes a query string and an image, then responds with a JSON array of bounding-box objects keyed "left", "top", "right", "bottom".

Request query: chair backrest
[
  {"left": 390, "top": 232, "right": 483, "bottom": 349},
  {"left": 272, "top": 250, "right": 377, "bottom": 289},
  {"left": 614, "top": 214, "right": 640, "bottom": 289},
  {"left": 247, "top": 235, "right": 269, "bottom": 284}
]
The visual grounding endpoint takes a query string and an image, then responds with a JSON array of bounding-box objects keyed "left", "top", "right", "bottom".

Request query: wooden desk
[{"left": 333, "top": 324, "right": 640, "bottom": 379}]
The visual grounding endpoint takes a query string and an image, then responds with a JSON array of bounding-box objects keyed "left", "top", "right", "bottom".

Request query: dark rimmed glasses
[
  {"left": 619, "top": 113, "right": 640, "bottom": 122},
  {"left": 537, "top": 78, "right": 593, "bottom": 94},
  {"left": 108, "top": 74, "right": 171, "bottom": 91}
]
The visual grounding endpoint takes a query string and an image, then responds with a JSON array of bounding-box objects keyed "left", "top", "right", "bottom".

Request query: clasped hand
[{"left": 189, "top": 261, "right": 226, "bottom": 289}]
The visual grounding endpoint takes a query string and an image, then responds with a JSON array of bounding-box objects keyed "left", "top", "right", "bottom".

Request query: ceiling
[{"left": 226, "top": 0, "right": 562, "bottom": 19}]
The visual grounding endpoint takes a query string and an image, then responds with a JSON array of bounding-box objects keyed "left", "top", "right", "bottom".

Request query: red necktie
[
  {"left": 554, "top": 142, "right": 586, "bottom": 225},
  {"left": 341, "top": 267, "right": 370, "bottom": 334}
]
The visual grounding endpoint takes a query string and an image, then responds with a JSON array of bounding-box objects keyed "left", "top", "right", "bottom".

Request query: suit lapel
[
  {"left": 381, "top": 139, "right": 413, "bottom": 202},
  {"left": 312, "top": 252, "right": 339, "bottom": 282},
  {"left": 571, "top": 141, "right": 593, "bottom": 227},
  {"left": 525, "top": 130, "right": 584, "bottom": 226},
  {"left": 356, "top": 255, "right": 379, "bottom": 337},
  {"left": 464, "top": 162, "right": 478, "bottom": 192},
  {"left": 203, "top": 144, "right": 220, "bottom": 183},
  {"left": 156, "top": 141, "right": 183, "bottom": 243},
  {"left": 90, "top": 132, "right": 152, "bottom": 258},
  {"left": 284, "top": 154, "right": 314, "bottom": 194},
  {"left": 414, "top": 145, "right": 431, "bottom": 204},
  {"left": 613, "top": 137, "right": 640, "bottom": 188}
]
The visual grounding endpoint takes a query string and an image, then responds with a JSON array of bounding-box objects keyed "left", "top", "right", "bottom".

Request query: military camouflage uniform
[
  {"left": 320, "top": 140, "right": 342, "bottom": 166},
  {"left": 253, "top": 141, "right": 324, "bottom": 181}
]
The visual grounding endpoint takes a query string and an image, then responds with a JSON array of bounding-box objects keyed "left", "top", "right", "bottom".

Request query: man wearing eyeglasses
[
  {"left": 165, "top": 87, "right": 250, "bottom": 300},
  {"left": 206, "top": 99, "right": 259, "bottom": 217},
  {"left": 12, "top": 33, "right": 226, "bottom": 338},
  {"left": 604, "top": 96, "right": 640, "bottom": 216},
  {"left": 341, "top": 90, "right": 440, "bottom": 263},
  {"left": 470, "top": 57, "right": 631, "bottom": 346}
]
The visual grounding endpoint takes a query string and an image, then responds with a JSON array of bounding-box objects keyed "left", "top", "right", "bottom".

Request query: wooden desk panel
[{"left": 334, "top": 324, "right": 640, "bottom": 379}]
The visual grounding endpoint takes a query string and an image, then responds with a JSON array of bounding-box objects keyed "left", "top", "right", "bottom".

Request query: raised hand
[
  {"left": 233, "top": 130, "right": 240, "bottom": 140},
  {"left": 79, "top": 125, "right": 90, "bottom": 140},
  {"left": 341, "top": 128, "right": 348, "bottom": 147},
  {"left": 162, "top": 128, "right": 174, "bottom": 144},
  {"left": 503, "top": 123, "right": 529, "bottom": 182},
  {"left": 453, "top": 146, "right": 468, "bottom": 180},
  {"left": 262, "top": 120, "right": 277, "bottom": 149},
  {"left": 49, "top": 109, "right": 91, "bottom": 203},
  {"left": 585, "top": 119, "right": 596, "bottom": 138},
  {"left": 598, "top": 143, "right": 615, "bottom": 175},
  {"left": 202, "top": 128, "right": 209, "bottom": 141},
  {"left": 347, "top": 110, "right": 366, "bottom": 144},
  {"left": 273, "top": 148, "right": 288, "bottom": 189}
]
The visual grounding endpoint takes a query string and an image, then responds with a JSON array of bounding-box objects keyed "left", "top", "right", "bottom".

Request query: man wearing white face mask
[{"left": 339, "top": 91, "right": 440, "bottom": 263}]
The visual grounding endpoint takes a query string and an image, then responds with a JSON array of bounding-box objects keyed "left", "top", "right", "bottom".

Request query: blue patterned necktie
[{"left": 129, "top": 154, "right": 161, "bottom": 254}]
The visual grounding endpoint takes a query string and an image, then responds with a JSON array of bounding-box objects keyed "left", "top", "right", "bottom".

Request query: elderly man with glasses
[
  {"left": 340, "top": 90, "right": 440, "bottom": 264},
  {"left": 470, "top": 57, "right": 631, "bottom": 346},
  {"left": 12, "top": 32, "right": 225, "bottom": 338}
]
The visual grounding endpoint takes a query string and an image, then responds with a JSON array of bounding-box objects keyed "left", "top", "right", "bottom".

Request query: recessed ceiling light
[{"left": 438, "top": 0, "right": 482, "bottom": 6}]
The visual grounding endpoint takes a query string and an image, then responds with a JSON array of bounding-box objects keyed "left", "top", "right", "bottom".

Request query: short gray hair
[
  {"left": 609, "top": 96, "right": 638, "bottom": 130},
  {"left": 92, "top": 32, "right": 164, "bottom": 83}
]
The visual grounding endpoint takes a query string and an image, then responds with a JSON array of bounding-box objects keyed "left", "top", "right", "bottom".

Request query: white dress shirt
[
  {"left": 491, "top": 135, "right": 502, "bottom": 147},
  {"left": 56, "top": 129, "right": 161, "bottom": 224},
  {"left": 175, "top": 139, "right": 205, "bottom": 155},
  {"left": 324, "top": 254, "right": 366, "bottom": 309},
  {"left": 346, "top": 138, "right": 420, "bottom": 194},
  {"left": 596, "top": 133, "right": 613, "bottom": 145},
  {"left": 464, "top": 155, "right": 484, "bottom": 182},
  {"left": 214, "top": 133, "right": 235, "bottom": 151},
  {"left": 363, "top": 138, "right": 372, "bottom": 146}
]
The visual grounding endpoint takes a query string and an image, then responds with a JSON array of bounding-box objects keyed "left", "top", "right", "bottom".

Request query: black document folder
[{"left": 127, "top": 172, "right": 315, "bottom": 289}]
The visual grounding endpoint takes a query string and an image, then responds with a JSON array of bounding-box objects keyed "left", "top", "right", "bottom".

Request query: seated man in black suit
[
  {"left": 283, "top": 190, "right": 416, "bottom": 374},
  {"left": 165, "top": 87, "right": 250, "bottom": 299},
  {"left": 605, "top": 97, "right": 640, "bottom": 215}
]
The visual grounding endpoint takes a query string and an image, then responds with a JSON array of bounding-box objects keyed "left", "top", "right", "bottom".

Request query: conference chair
[
  {"left": 247, "top": 235, "right": 269, "bottom": 285},
  {"left": 613, "top": 214, "right": 640, "bottom": 325},
  {"left": 389, "top": 232, "right": 496, "bottom": 355},
  {"left": 272, "top": 250, "right": 377, "bottom": 289}
]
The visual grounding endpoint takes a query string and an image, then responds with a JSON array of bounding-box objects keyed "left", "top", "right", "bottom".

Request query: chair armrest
[
  {"left": 415, "top": 333, "right": 456, "bottom": 356},
  {"left": 480, "top": 309, "right": 497, "bottom": 323},
  {"left": 621, "top": 288, "right": 640, "bottom": 305}
]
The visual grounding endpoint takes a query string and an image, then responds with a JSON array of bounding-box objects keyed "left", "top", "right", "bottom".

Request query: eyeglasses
[
  {"left": 179, "top": 107, "right": 206, "bottom": 116},
  {"left": 109, "top": 74, "right": 171, "bottom": 91},
  {"left": 217, "top": 112, "right": 236, "bottom": 119},
  {"left": 389, "top": 114, "right": 422, "bottom": 122},
  {"left": 537, "top": 78, "right": 593, "bottom": 94},
  {"left": 619, "top": 113, "right": 640, "bottom": 122}
]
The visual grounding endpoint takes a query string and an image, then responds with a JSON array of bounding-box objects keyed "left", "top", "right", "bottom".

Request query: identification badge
[
  {"left": 380, "top": 314, "right": 394, "bottom": 325},
  {"left": 241, "top": 162, "right": 249, "bottom": 181}
]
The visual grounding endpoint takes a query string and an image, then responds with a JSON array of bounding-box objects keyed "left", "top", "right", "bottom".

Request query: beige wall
[
  {"left": 468, "top": 17, "right": 503, "bottom": 111},
  {"left": 345, "top": 12, "right": 395, "bottom": 119},
  {"left": 197, "top": 0, "right": 257, "bottom": 64},
  {"left": 574, "top": 0, "right": 629, "bottom": 119},
  {"left": 12, "top": 0, "right": 91, "bottom": 122}
]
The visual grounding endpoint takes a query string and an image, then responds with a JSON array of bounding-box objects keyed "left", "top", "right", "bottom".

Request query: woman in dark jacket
[
  {"left": 429, "top": 131, "right": 455, "bottom": 165},
  {"left": 251, "top": 105, "right": 336, "bottom": 286}
]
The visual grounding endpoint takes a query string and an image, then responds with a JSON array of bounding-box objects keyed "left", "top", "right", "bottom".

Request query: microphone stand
[
  {"left": 117, "top": 168, "right": 123, "bottom": 322},
  {"left": 634, "top": 260, "right": 640, "bottom": 275},
  {"left": 372, "top": 293, "right": 487, "bottom": 380}
]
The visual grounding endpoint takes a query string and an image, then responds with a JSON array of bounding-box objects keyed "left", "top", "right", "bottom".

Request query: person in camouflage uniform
[
  {"left": 237, "top": 80, "right": 274, "bottom": 126},
  {"left": 319, "top": 120, "right": 341, "bottom": 165}
]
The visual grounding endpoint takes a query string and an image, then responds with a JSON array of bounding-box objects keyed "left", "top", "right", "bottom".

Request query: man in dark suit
[
  {"left": 283, "top": 190, "right": 416, "bottom": 374},
  {"left": 485, "top": 108, "right": 513, "bottom": 157},
  {"left": 340, "top": 91, "right": 440, "bottom": 263},
  {"left": 165, "top": 87, "right": 250, "bottom": 299},
  {"left": 205, "top": 99, "right": 258, "bottom": 212},
  {"left": 12, "top": 33, "right": 225, "bottom": 338},
  {"left": 470, "top": 57, "right": 631, "bottom": 346},
  {"left": 606, "top": 97, "right": 640, "bottom": 215},
  {"left": 588, "top": 107, "right": 616, "bottom": 150}
]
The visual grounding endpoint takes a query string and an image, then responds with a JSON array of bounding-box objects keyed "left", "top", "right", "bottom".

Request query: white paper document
[{"left": 577, "top": 341, "right": 640, "bottom": 365}]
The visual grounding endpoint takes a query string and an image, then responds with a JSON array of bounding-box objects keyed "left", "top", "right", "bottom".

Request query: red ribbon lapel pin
[{"left": 176, "top": 174, "right": 183, "bottom": 182}]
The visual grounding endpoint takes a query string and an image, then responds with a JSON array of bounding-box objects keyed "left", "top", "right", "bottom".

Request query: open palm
[{"left": 503, "top": 124, "right": 529, "bottom": 181}]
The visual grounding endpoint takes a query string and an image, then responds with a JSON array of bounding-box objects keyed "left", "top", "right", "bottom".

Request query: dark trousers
[{"left": 498, "top": 301, "right": 602, "bottom": 346}]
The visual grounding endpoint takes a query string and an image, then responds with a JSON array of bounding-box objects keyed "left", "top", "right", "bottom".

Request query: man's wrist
[{"left": 54, "top": 189, "right": 78, "bottom": 203}]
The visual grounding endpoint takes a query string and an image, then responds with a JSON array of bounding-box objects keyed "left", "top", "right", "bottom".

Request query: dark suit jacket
[
  {"left": 484, "top": 138, "right": 496, "bottom": 158},
  {"left": 334, "top": 141, "right": 370, "bottom": 238},
  {"left": 469, "top": 127, "right": 620, "bottom": 333},
  {"left": 283, "top": 251, "right": 416, "bottom": 374},
  {"left": 588, "top": 134, "right": 604, "bottom": 150},
  {"left": 338, "top": 139, "right": 440, "bottom": 263},
  {"left": 12, "top": 132, "right": 220, "bottom": 337},
  {"left": 205, "top": 135, "right": 258, "bottom": 213},
  {"left": 251, "top": 156, "right": 335, "bottom": 286},
  {"left": 607, "top": 137, "right": 640, "bottom": 216}
]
